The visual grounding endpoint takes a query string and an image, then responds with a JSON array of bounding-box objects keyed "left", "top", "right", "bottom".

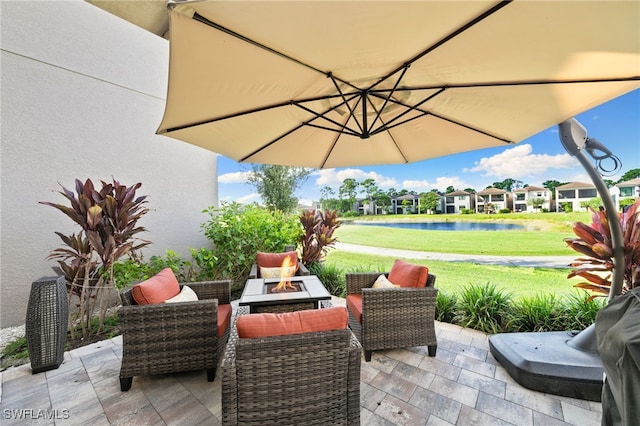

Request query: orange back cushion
[
  {"left": 217, "top": 304, "right": 233, "bottom": 337},
  {"left": 346, "top": 294, "right": 363, "bottom": 324},
  {"left": 131, "top": 268, "right": 181, "bottom": 305},
  {"left": 237, "top": 306, "right": 348, "bottom": 338},
  {"left": 256, "top": 251, "right": 299, "bottom": 268},
  {"left": 388, "top": 259, "right": 429, "bottom": 288}
]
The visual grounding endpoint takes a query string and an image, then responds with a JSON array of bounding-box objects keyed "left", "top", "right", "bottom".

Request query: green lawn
[
  {"left": 325, "top": 251, "right": 584, "bottom": 299},
  {"left": 335, "top": 212, "right": 591, "bottom": 256},
  {"left": 327, "top": 212, "right": 592, "bottom": 297}
]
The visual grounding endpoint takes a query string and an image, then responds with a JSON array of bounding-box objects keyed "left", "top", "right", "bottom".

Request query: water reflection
[{"left": 354, "top": 222, "right": 524, "bottom": 231}]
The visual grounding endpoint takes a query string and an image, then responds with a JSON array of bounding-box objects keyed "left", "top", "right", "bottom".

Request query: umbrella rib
[
  {"left": 381, "top": 125, "right": 410, "bottom": 165},
  {"left": 368, "top": 65, "right": 410, "bottom": 134},
  {"left": 366, "top": 89, "right": 512, "bottom": 144},
  {"left": 239, "top": 123, "right": 306, "bottom": 163},
  {"left": 328, "top": 73, "right": 365, "bottom": 135},
  {"left": 305, "top": 122, "right": 362, "bottom": 138},
  {"left": 164, "top": 92, "right": 356, "bottom": 133},
  {"left": 320, "top": 132, "right": 342, "bottom": 169},
  {"left": 191, "top": 12, "right": 358, "bottom": 90},
  {"left": 383, "top": 76, "right": 640, "bottom": 92},
  {"left": 368, "top": 0, "right": 512, "bottom": 91},
  {"left": 293, "top": 94, "right": 364, "bottom": 137},
  {"left": 428, "top": 112, "right": 514, "bottom": 144},
  {"left": 369, "top": 88, "right": 445, "bottom": 133}
]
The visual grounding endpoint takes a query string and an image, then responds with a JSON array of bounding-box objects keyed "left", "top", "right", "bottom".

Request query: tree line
[{"left": 244, "top": 164, "right": 640, "bottom": 214}]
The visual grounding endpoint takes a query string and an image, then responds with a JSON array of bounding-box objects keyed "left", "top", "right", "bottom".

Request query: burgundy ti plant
[
  {"left": 299, "top": 209, "right": 341, "bottom": 265},
  {"left": 564, "top": 198, "right": 640, "bottom": 300},
  {"left": 41, "top": 178, "right": 150, "bottom": 338}
]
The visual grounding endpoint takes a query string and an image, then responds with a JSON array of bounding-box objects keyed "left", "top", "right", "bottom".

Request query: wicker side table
[{"left": 25, "top": 276, "right": 69, "bottom": 373}]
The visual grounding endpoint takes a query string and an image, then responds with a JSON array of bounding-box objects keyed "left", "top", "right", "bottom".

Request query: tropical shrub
[
  {"left": 564, "top": 198, "right": 640, "bottom": 299},
  {"left": 299, "top": 209, "right": 341, "bottom": 265},
  {"left": 41, "top": 178, "right": 149, "bottom": 339},
  {"left": 454, "top": 283, "right": 512, "bottom": 334},
  {"left": 201, "top": 202, "right": 302, "bottom": 284}
]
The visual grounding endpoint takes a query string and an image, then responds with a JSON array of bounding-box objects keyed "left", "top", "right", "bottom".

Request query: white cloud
[
  {"left": 433, "top": 176, "right": 472, "bottom": 192},
  {"left": 313, "top": 168, "right": 398, "bottom": 188},
  {"left": 312, "top": 168, "right": 473, "bottom": 193},
  {"left": 236, "top": 193, "right": 260, "bottom": 204},
  {"left": 402, "top": 179, "right": 431, "bottom": 191},
  {"left": 218, "top": 171, "right": 253, "bottom": 184},
  {"left": 463, "top": 144, "right": 577, "bottom": 178}
]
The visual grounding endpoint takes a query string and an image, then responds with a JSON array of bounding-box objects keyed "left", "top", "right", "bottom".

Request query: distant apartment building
[
  {"left": 475, "top": 188, "right": 512, "bottom": 213},
  {"left": 346, "top": 178, "right": 637, "bottom": 216},
  {"left": 444, "top": 190, "right": 475, "bottom": 213},
  {"left": 513, "top": 185, "right": 552, "bottom": 212},
  {"left": 616, "top": 178, "right": 640, "bottom": 201},
  {"left": 555, "top": 181, "right": 597, "bottom": 212},
  {"left": 393, "top": 194, "right": 420, "bottom": 214}
]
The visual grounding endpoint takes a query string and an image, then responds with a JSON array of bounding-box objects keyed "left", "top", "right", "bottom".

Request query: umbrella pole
[
  {"left": 557, "top": 118, "right": 625, "bottom": 356},
  {"left": 558, "top": 118, "right": 625, "bottom": 301},
  {"left": 488, "top": 118, "right": 625, "bottom": 402}
]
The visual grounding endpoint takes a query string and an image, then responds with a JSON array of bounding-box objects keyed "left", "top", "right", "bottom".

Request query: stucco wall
[{"left": 1, "top": 1, "right": 218, "bottom": 326}]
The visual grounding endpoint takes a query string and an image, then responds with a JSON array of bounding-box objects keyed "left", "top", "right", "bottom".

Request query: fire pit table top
[{"left": 239, "top": 275, "right": 331, "bottom": 313}]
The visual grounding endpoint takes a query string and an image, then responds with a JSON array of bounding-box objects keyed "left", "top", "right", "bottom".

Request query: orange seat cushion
[
  {"left": 388, "top": 259, "right": 429, "bottom": 288},
  {"left": 256, "top": 251, "right": 299, "bottom": 269},
  {"left": 131, "top": 268, "right": 181, "bottom": 305},
  {"left": 346, "top": 294, "right": 363, "bottom": 324},
  {"left": 217, "top": 304, "right": 232, "bottom": 337},
  {"left": 236, "top": 306, "right": 348, "bottom": 338}
]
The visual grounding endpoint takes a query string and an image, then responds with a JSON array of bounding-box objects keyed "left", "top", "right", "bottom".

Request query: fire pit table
[{"left": 239, "top": 275, "right": 332, "bottom": 314}]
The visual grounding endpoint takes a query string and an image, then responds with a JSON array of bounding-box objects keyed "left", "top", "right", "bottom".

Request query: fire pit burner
[{"left": 265, "top": 280, "right": 304, "bottom": 294}]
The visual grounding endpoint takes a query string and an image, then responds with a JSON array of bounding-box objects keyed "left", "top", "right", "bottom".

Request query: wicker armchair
[
  {"left": 346, "top": 272, "right": 438, "bottom": 362},
  {"left": 118, "top": 280, "right": 232, "bottom": 391},
  {"left": 222, "top": 314, "right": 361, "bottom": 425}
]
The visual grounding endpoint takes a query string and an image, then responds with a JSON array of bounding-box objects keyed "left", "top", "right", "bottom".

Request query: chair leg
[
  {"left": 428, "top": 344, "right": 437, "bottom": 357},
  {"left": 364, "top": 350, "right": 372, "bottom": 362},
  {"left": 207, "top": 368, "right": 216, "bottom": 382},
  {"left": 120, "top": 377, "right": 133, "bottom": 391}
]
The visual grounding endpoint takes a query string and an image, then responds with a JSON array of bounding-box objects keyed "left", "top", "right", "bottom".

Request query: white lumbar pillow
[
  {"left": 260, "top": 265, "right": 297, "bottom": 279},
  {"left": 372, "top": 274, "right": 400, "bottom": 289},
  {"left": 164, "top": 285, "right": 199, "bottom": 303}
]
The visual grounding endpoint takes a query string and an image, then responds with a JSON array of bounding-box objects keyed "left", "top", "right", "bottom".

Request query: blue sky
[{"left": 218, "top": 89, "right": 640, "bottom": 206}]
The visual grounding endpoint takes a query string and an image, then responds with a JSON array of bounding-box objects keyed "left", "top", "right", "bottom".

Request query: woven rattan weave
[
  {"left": 25, "top": 276, "right": 69, "bottom": 373},
  {"left": 346, "top": 272, "right": 438, "bottom": 362},
  {"left": 222, "top": 307, "right": 361, "bottom": 425},
  {"left": 118, "top": 280, "right": 231, "bottom": 391}
]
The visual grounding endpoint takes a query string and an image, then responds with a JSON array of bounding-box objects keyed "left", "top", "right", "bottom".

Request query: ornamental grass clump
[
  {"left": 561, "top": 291, "right": 606, "bottom": 330},
  {"left": 454, "top": 282, "right": 512, "bottom": 334},
  {"left": 435, "top": 291, "right": 458, "bottom": 323},
  {"left": 564, "top": 198, "right": 640, "bottom": 299},
  {"left": 507, "top": 293, "right": 565, "bottom": 332}
]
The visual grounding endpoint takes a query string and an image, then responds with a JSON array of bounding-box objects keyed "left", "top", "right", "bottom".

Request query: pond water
[{"left": 354, "top": 221, "right": 524, "bottom": 231}]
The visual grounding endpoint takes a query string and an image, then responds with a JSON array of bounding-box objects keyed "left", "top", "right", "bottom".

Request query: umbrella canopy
[{"left": 157, "top": 0, "right": 639, "bottom": 169}]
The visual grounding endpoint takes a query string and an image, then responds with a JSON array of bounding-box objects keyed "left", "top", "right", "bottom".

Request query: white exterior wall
[
  {"left": 454, "top": 196, "right": 472, "bottom": 212},
  {"left": 1, "top": 1, "right": 218, "bottom": 327},
  {"left": 514, "top": 189, "right": 551, "bottom": 212}
]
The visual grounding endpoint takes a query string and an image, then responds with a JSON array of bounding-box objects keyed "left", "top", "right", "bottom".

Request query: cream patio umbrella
[{"left": 156, "top": 0, "right": 639, "bottom": 168}]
